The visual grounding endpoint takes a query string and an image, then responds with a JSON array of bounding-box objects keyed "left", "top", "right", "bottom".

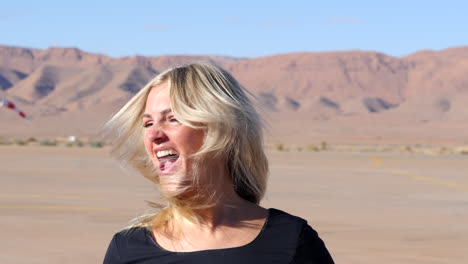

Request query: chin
[
  {"left": 158, "top": 169, "right": 190, "bottom": 196},
  {"left": 160, "top": 183, "right": 182, "bottom": 196}
]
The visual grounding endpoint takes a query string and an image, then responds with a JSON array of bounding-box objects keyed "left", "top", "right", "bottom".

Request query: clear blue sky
[{"left": 1, "top": 0, "right": 467, "bottom": 58}]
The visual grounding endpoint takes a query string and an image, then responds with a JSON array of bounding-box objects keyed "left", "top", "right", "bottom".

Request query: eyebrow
[{"left": 142, "top": 108, "right": 172, "bottom": 119}]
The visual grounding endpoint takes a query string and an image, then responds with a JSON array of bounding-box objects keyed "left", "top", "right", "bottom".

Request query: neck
[
  {"left": 160, "top": 187, "right": 266, "bottom": 240},
  {"left": 166, "top": 163, "right": 263, "bottom": 232},
  {"left": 193, "top": 190, "right": 252, "bottom": 227},
  {"left": 186, "top": 163, "right": 247, "bottom": 225}
]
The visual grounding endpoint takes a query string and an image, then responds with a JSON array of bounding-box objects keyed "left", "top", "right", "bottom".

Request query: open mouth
[{"left": 156, "top": 149, "right": 180, "bottom": 174}]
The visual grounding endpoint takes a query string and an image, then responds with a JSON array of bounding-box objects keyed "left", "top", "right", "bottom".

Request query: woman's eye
[
  {"left": 168, "top": 116, "right": 179, "bottom": 123},
  {"left": 143, "top": 122, "right": 153, "bottom": 128}
]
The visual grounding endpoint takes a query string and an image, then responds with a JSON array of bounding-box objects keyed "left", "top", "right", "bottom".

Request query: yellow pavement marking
[
  {"left": 372, "top": 156, "right": 382, "bottom": 167},
  {"left": 0, "top": 193, "right": 104, "bottom": 201},
  {"left": 0, "top": 205, "right": 110, "bottom": 211},
  {"left": 391, "top": 170, "right": 468, "bottom": 192},
  {"left": 370, "top": 157, "right": 468, "bottom": 192}
]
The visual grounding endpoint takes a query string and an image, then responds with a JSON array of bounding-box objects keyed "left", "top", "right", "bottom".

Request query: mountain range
[{"left": 1, "top": 44, "right": 467, "bottom": 145}]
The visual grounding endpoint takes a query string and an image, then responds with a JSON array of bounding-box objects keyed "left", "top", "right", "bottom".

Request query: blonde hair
[{"left": 104, "top": 62, "right": 268, "bottom": 229}]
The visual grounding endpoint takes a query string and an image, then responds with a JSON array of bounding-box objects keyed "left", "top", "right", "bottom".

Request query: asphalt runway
[{"left": 1, "top": 146, "right": 467, "bottom": 263}]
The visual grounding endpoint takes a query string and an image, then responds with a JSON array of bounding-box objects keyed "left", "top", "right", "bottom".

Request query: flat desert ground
[{"left": 0, "top": 145, "right": 467, "bottom": 263}]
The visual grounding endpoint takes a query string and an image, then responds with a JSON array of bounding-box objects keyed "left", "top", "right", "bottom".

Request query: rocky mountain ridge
[{"left": 1, "top": 44, "right": 467, "bottom": 144}]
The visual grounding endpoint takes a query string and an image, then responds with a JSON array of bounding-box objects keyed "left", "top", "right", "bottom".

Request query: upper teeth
[{"left": 156, "top": 149, "right": 178, "bottom": 158}]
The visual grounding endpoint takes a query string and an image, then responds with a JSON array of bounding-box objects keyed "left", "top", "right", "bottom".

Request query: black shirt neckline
[{"left": 143, "top": 208, "right": 273, "bottom": 254}]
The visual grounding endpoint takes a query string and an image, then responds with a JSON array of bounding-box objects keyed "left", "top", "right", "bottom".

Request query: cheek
[
  {"left": 172, "top": 128, "right": 204, "bottom": 155},
  {"left": 143, "top": 132, "right": 153, "bottom": 156},
  {"left": 185, "top": 130, "right": 205, "bottom": 153}
]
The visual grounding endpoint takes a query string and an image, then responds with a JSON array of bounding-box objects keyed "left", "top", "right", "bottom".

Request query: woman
[{"left": 103, "top": 63, "right": 334, "bottom": 263}]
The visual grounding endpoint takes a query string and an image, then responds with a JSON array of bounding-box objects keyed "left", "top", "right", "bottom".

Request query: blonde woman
[{"left": 103, "top": 63, "right": 334, "bottom": 263}]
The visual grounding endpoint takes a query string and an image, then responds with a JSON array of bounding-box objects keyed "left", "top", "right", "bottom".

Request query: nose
[{"left": 146, "top": 125, "right": 168, "bottom": 145}]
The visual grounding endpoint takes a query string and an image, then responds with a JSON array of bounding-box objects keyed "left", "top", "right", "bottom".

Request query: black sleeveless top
[{"left": 103, "top": 208, "right": 334, "bottom": 264}]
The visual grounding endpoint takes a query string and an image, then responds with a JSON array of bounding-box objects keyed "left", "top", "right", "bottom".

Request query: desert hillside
[{"left": 1, "top": 45, "right": 467, "bottom": 144}]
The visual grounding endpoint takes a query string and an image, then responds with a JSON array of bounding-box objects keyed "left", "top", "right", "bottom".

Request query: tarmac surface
[{"left": 1, "top": 145, "right": 467, "bottom": 263}]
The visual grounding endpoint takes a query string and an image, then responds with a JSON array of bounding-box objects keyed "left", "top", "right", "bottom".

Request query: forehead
[{"left": 145, "top": 83, "right": 170, "bottom": 113}]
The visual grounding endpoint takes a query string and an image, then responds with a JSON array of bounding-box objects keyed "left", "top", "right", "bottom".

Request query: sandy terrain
[{"left": 0, "top": 145, "right": 467, "bottom": 263}]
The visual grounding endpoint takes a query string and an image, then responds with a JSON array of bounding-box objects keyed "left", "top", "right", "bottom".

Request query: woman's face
[{"left": 142, "top": 82, "right": 205, "bottom": 193}]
